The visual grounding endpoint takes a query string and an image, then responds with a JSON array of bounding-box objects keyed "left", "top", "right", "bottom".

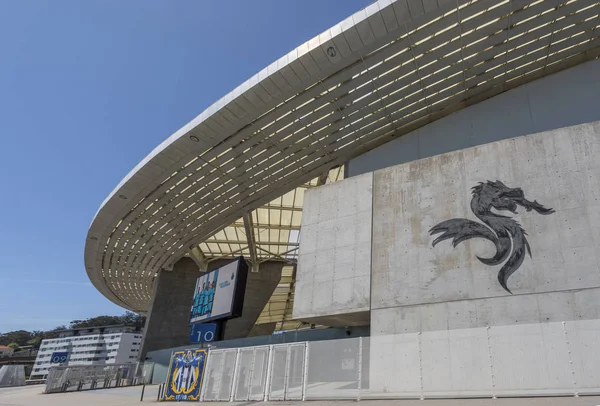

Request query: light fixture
[
  {"left": 118, "top": 194, "right": 127, "bottom": 200},
  {"left": 189, "top": 135, "right": 199, "bottom": 142}
]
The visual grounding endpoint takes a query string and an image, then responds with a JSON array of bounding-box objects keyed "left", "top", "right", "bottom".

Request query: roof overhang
[{"left": 85, "top": 0, "right": 600, "bottom": 312}]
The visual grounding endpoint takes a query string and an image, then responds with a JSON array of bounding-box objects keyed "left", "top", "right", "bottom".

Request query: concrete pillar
[
  {"left": 140, "top": 258, "right": 283, "bottom": 357},
  {"left": 223, "top": 261, "right": 283, "bottom": 340},
  {"left": 140, "top": 257, "right": 200, "bottom": 358},
  {"left": 249, "top": 323, "right": 277, "bottom": 337}
]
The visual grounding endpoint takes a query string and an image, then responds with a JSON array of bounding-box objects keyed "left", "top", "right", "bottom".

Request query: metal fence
[
  {"left": 45, "top": 362, "right": 154, "bottom": 394},
  {"left": 0, "top": 365, "right": 26, "bottom": 388},
  {"left": 200, "top": 320, "right": 600, "bottom": 401}
]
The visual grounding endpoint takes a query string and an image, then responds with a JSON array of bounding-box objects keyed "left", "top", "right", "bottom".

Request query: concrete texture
[
  {"left": 294, "top": 173, "right": 373, "bottom": 326},
  {"left": 367, "top": 320, "right": 600, "bottom": 396},
  {"left": 370, "top": 121, "right": 600, "bottom": 333},
  {"left": 223, "top": 261, "right": 283, "bottom": 340},
  {"left": 348, "top": 58, "right": 600, "bottom": 178},
  {"left": 297, "top": 120, "right": 600, "bottom": 397},
  {"left": 140, "top": 257, "right": 200, "bottom": 358},
  {"left": 365, "top": 122, "right": 600, "bottom": 396},
  {"left": 248, "top": 322, "right": 277, "bottom": 337}
]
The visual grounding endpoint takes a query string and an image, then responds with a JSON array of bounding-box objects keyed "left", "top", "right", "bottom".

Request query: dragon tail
[
  {"left": 429, "top": 218, "right": 497, "bottom": 248},
  {"left": 476, "top": 229, "right": 511, "bottom": 266},
  {"left": 497, "top": 232, "right": 529, "bottom": 293}
]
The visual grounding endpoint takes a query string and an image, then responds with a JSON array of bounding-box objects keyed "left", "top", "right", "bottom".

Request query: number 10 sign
[{"left": 189, "top": 323, "right": 217, "bottom": 343}]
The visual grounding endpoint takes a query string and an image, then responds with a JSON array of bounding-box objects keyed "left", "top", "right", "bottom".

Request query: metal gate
[{"left": 201, "top": 343, "right": 308, "bottom": 402}]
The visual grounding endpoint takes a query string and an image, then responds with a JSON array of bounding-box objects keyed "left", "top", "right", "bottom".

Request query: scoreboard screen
[{"left": 189, "top": 257, "right": 248, "bottom": 324}]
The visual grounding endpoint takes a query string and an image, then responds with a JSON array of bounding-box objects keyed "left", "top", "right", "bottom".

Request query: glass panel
[
  {"left": 268, "top": 346, "right": 288, "bottom": 400},
  {"left": 286, "top": 344, "right": 306, "bottom": 400},
  {"left": 233, "top": 349, "right": 253, "bottom": 401},
  {"left": 249, "top": 347, "right": 269, "bottom": 401}
]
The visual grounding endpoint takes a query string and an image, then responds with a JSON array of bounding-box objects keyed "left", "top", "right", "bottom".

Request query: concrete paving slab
[{"left": 1, "top": 385, "right": 600, "bottom": 406}]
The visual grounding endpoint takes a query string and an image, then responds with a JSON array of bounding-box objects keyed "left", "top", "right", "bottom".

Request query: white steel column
[
  {"left": 247, "top": 348, "right": 256, "bottom": 401},
  {"left": 229, "top": 349, "right": 241, "bottom": 402},
  {"left": 263, "top": 345, "right": 274, "bottom": 402},
  {"left": 199, "top": 350, "right": 212, "bottom": 402},
  {"left": 357, "top": 337, "right": 363, "bottom": 401},
  {"left": 301, "top": 341, "right": 310, "bottom": 401},
  {"left": 283, "top": 346, "right": 291, "bottom": 400}
]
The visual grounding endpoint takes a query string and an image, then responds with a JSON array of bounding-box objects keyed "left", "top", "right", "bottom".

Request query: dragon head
[{"left": 472, "top": 180, "right": 554, "bottom": 215}]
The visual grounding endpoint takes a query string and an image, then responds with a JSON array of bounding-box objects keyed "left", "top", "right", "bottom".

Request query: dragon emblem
[{"left": 429, "top": 180, "right": 555, "bottom": 293}]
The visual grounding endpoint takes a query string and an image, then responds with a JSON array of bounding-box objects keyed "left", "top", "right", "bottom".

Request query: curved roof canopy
[{"left": 86, "top": 0, "right": 600, "bottom": 312}]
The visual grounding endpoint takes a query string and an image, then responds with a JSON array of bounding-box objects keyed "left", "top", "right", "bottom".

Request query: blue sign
[
  {"left": 164, "top": 349, "right": 207, "bottom": 401},
  {"left": 189, "top": 323, "right": 217, "bottom": 343},
  {"left": 50, "top": 351, "right": 68, "bottom": 364}
]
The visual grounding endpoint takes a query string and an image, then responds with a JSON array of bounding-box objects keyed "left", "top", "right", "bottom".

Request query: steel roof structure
[{"left": 86, "top": 0, "right": 600, "bottom": 320}]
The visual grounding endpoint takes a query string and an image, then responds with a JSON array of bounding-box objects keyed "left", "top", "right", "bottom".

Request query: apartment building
[{"left": 30, "top": 325, "right": 142, "bottom": 380}]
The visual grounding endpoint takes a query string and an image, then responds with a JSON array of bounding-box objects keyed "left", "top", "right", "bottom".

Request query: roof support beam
[
  {"left": 230, "top": 222, "right": 301, "bottom": 231},
  {"left": 260, "top": 204, "right": 303, "bottom": 212},
  {"left": 205, "top": 240, "right": 299, "bottom": 247},
  {"left": 317, "top": 170, "right": 330, "bottom": 186},
  {"left": 281, "top": 265, "right": 297, "bottom": 328},
  {"left": 188, "top": 246, "right": 208, "bottom": 271},
  {"left": 243, "top": 213, "right": 259, "bottom": 273},
  {"left": 256, "top": 246, "right": 297, "bottom": 266}
]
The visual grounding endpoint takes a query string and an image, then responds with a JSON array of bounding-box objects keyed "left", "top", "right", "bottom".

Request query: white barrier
[{"left": 201, "top": 320, "right": 600, "bottom": 401}]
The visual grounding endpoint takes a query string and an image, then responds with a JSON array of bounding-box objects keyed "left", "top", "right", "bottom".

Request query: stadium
[{"left": 84, "top": 0, "right": 600, "bottom": 400}]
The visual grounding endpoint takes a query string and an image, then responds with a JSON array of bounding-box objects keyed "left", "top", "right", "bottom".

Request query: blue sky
[{"left": 0, "top": 0, "right": 372, "bottom": 332}]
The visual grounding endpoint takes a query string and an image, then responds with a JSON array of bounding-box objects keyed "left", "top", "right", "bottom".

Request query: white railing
[
  {"left": 200, "top": 319, "right": 600, "bottom": 401},
  {"left": 45, "top": 362, "right": 154, "bottom": 394}
]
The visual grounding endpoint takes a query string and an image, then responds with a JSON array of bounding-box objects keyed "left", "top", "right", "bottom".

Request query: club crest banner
[{"left": 163, "top": 348, "right": 207, "bottom": 401}]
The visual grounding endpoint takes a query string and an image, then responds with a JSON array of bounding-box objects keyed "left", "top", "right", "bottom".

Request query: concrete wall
[
  {"left": 366, "top": 122, "right": 600, "bottom": 395},
  {"left": 368, "top": 319, "right": 600, "bottom": 397},
  {"left": 370, "top": 121, "right": 600, "bottom": 335},
  {"left": 298, "top": 120, "right": 600, "bottom": 396},
  {"left": 293, "top": 173, "right": 373, "bottom": 326},
  {"left": 140, "top": 257, "right": 200, "bottom": 358},
  {"left": 348, "top": 58, "right": 600, "bottom": 177}
]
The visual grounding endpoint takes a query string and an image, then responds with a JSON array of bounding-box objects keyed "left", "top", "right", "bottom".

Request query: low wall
[
  {"left": 146, "top": 326, "right": 369, "bottom": 384},
  {"left": 369, "top": 319, "right": 600, "bottom": 398},
  {"left": 199, "top": 320, "right": 599, "bottom": 401}
]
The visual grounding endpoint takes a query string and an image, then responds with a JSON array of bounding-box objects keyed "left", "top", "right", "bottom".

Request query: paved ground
[{"left": 1, "top": 385, "right": 600, "bottom": 405}]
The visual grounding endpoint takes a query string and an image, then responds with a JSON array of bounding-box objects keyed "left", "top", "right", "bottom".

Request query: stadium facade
[{"left": 85, "top": 0, "right": 600, "bottom": 398}]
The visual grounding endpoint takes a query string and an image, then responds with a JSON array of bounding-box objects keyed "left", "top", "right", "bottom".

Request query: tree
[
  {"left": 0, "top": 330, "right": 33, "bottom": 347},
  {"left": 26, "top": 336, "right": 42, "bottom": 349},
  {"left": 69, "top": 315, "right": 123, "bottom": 329},
  {"left": 7, "top": 342, "right": 21, "bottom": 351},
  {"left": 0, "top": 312, "right": 146, "bottom": 348},
  {"left": 68, "top": 312, "right": 146, "bottom": 329},
  {"left": 120, "top": 311, "right": 146, "bottom": 328},
  {"left": 44, "top": 326, "right": 67, "bottom": 340}
]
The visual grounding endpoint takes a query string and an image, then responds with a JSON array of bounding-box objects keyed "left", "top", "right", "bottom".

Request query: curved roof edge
[
  {"left": 92, "top": 0, "right": 448, "bottom": 220},
  {"left": 85, "top": 0, "right": 600, "bottom": 311},
  {"left": 85, "top": 0, "right": 450, "bottom": 308}
]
